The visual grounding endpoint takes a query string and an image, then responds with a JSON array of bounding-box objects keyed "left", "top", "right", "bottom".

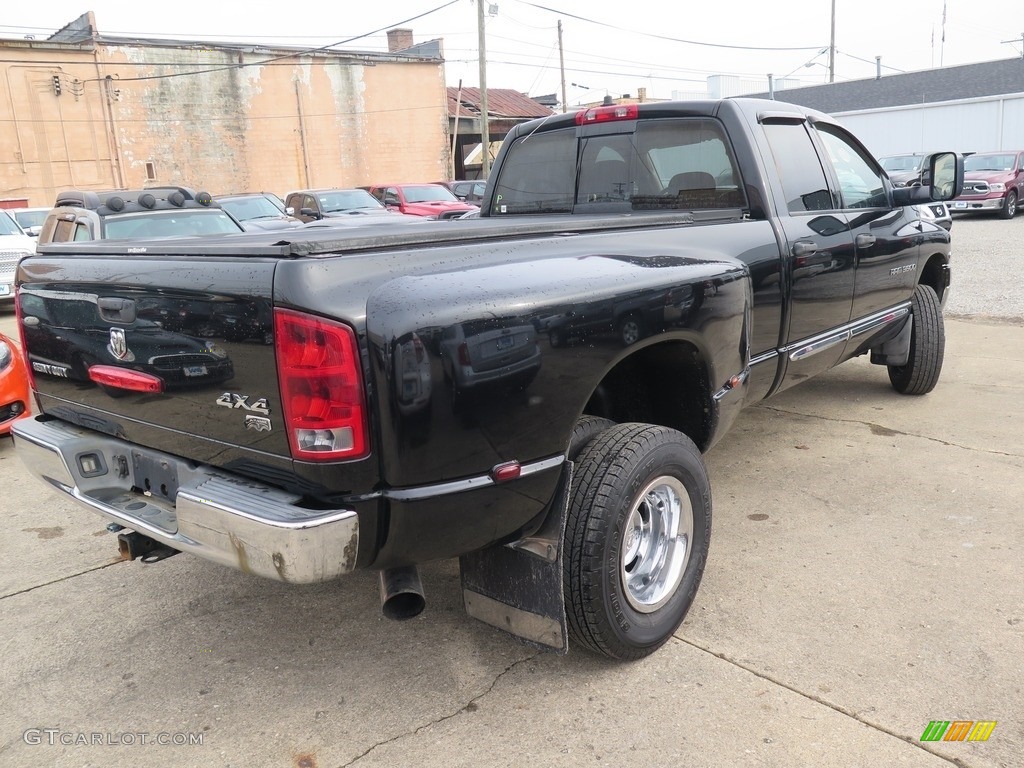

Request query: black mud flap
[{"left": 460, "top": 463, "right": 572, "bottom": 654}]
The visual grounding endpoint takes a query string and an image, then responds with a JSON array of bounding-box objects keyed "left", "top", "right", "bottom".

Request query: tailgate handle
[{"left": 98, "top": 297, "right": 137, "bottom": 323}]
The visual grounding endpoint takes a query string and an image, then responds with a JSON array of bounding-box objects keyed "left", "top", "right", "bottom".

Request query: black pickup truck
[{"left": 11, "top": 98, "right": 962, "bottom": 660}]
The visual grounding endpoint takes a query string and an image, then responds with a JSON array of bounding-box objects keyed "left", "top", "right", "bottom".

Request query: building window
[{"left": 145, "top": 161, "right": 157, "bottom": 180}]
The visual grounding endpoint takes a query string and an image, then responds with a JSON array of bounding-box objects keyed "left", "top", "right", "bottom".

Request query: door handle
[
  {"left": 792, "top": 240, "right": 817, "bottom": 257},
  {"left": 855, "top": 233, "right": 876, "bottom": 248}
]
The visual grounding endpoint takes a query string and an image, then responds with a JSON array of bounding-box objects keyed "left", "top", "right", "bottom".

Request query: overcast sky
[{"left": 3, "top": 1, "right": 1022, "bottom": 104}]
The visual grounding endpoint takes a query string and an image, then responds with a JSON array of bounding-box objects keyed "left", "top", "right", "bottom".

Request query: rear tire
[
  {"left": 564, "top": 423, "right": 711, "bottom": 660},
  {"left": 568, "top": 415, "right": 615, "bottom": 459},
  {"left": 888, "top": 284, "right": 944, "bottom": 395}
]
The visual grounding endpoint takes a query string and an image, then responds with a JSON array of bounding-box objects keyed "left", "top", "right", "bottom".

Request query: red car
[
  {"left": 366, "top": 183, "right": 478, "bottom": 220},
  {"left": 0, "top": 331, "right": 30, "bottom": 436},
  {"left": 951, "top": 150, "right": 1024, "bottom": 219}
]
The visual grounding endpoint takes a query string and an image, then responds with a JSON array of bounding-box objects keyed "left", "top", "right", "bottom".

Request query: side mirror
[
  {"left": 300, "top": 207, "right": 319, "bottom": 219},
  {"left": 285, "top": 206, "right": 294, "bottom": 215},
  {"left": 892, "top": 152, "right": 963, "bottom": 206}
]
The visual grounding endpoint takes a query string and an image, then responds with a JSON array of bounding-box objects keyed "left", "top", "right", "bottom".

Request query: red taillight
[
  {"left": 457, "top": 342, "right": 471, "bottom": 367},
  {"left": 274, "top": 308, "right": 369, "bottom": 462},
  {"left": 574, "top": 103, "right": 639, "bottom": 125},
  {"left": 88, "top": 365, "right": 164, "bottom": 393}
]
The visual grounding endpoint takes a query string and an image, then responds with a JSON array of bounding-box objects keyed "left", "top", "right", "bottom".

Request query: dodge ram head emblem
[{"left": 108, "top": 327, "right": 132, "bottom": 361}]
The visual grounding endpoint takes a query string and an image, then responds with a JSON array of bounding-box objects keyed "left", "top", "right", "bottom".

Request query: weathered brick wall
[{"left": 0, "top": 42, "right": 449, "bottom": 207}]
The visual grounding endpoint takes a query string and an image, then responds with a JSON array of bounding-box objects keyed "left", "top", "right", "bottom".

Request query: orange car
[{"left": 0, "top": 331, "right": 31, "bottom": 435}]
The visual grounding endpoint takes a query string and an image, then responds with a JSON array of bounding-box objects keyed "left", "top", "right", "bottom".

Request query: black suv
[{"left": 38, "top": 187, "right": 245, "bottom": 244}]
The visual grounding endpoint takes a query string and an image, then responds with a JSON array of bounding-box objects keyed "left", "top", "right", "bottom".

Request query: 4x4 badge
[{"left": 216, "top": 392, "right": 270, "bottom": 415}]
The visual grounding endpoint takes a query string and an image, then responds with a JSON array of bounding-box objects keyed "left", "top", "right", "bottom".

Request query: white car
[
  {"left": 0, "top": 210, "right": 35, "bottom": 304},
  {"left": 9, "top": 207, "right": 50, "bottom": 238}
]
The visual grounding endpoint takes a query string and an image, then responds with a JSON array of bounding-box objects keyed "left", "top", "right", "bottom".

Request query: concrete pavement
[{"left": 0, "top": 312, "right": 1020, "bottom": 767}]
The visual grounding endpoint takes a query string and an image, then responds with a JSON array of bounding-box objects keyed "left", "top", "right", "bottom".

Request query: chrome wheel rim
[{"left": 620, "top": 475, "right": 692, "bottom": 613}]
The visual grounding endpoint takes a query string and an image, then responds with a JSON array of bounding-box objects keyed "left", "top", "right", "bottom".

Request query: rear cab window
[{"left": 490, "top": 117, "right": 746, "bottom": 216}]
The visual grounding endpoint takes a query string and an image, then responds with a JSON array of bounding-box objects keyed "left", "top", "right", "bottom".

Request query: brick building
[{"left": 0, "top": 14, "right": 450, "bottom": 207}]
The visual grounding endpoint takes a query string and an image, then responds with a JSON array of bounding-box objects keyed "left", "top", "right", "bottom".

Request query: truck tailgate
[{"left": 17, "top": 256, "right": 290, "bottom": 463}]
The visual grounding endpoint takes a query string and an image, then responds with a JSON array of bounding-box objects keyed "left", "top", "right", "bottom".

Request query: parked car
[
  {"left": 0, "top": 209, "right": 35, "bottom": 304},
  {"left": 11, "top": 98, "right": 962, "bottom": 661},
  {"left": 9, "top": 207, "right": 51, "bottom": 237},
  {"left": 0, "top": 332, "right": 31, "bottom": 435},
  {"left": 437, "top": 180, "right": 486, "bottom": 204},
  {"left": 878, "top": 153, "right": 929, "bottom": 187},
  {"left": 37, "top": 187, "right": 245, "bottom": 244},
  {"left": 439, "top": 318, "right": 541, "bottom": 405},
  {"left": 366, "top": 183, "right": 478, "bottom": 219},
  {"left": 950, "top": 150, "right": 1024, "bottom": 218},
  {"left": 214, "top": 193, "right": 303, "bottom": 231},
  {"left": 283, "top": 188, "right": 398, "bottom": 223}
]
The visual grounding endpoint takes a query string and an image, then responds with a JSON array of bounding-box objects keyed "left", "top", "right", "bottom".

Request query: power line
[{"left": 516, "top": 0, "right": 826, "bottom": 51}]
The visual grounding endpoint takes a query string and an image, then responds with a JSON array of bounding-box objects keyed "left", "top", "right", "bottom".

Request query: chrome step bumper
[{"left": 11, "top": 417, "right": 358, "bottom": 583}]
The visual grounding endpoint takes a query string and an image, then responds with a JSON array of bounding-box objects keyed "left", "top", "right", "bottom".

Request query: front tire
[
  {"left": 564, "top": 423, "right": 711, "bottom": 660},
  {"left": 888, "top": 284, "right": 944, "bottom": 395},
  {"left": 999, "top": 190, "right": 1017, "bottom": 219}
]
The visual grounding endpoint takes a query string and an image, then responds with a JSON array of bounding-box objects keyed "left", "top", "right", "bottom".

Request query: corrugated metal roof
[
  {"left": 447, "top": 87, "right": 553, "bottom": 119},
  {"left": 743, "top": 57, "right": 1024, "bottom": 115}
]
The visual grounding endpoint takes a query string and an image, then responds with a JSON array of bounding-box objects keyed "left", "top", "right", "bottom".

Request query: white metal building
[{"left": 743, "top": 57, "right": 1024, "bottom": 158}]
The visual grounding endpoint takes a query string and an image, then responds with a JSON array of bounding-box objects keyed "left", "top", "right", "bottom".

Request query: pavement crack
[
  {"left": 758, "top": 405, "right": 1022, "bottom": 459},
  {"left": 674, "top": 635, "right": 971, "bottom": 767},
  {"left": 0, "top": 560, "right": 124, "bottom": 601},
  {"left": 339, "top": 652, "right": 540, "bottom": 767}
]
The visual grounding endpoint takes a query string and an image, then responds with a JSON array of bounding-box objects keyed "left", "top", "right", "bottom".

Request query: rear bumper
[{"left": 11, "top": 416, "right": 358, "bottom": 583}]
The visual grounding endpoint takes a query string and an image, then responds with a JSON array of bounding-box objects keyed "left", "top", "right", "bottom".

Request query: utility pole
[
  {"left": 828, "top": 0, "right": 836, "bottom": 83},
  {"left": 558, "top": 20, "right": 567, "bottom": 113},
  {"left": 477, "top": 0, "right": 491, "bottom": 179}
]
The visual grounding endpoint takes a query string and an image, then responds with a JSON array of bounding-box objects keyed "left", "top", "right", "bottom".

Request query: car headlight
[
  {"left": 989, "top": 183, "right": 1006, "bottom": 192},
  {"left": 205, "top": 343, "right": 229, "bottom": 359},
  {"left": 0, "top": 340, "right": 12, "bottom": 371}
]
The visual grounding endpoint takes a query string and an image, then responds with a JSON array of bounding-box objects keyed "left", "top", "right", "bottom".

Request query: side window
[
  {"left": 52, "top": 218, "right": 76, "bottom": 242},
  {"left": 303, "top": 195, "right": 317, "bottom": 213},
  {"left": 815, "top": 126, "right": 887, "bottom": 209},
  {"left": 763, "top": 122, "right": 838, "bottom": 213},
  {"left": 73, "top": 222, "right": 92, "bottom": 241},
  {"left": 633, "top": 118, "right": 744, "bottom": 210}
]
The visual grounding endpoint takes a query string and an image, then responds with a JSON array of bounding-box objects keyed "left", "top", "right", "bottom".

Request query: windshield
[
  {"left": 319, "top": 190, "right": 383, "bottom": 212},
  {"left": 964, "top": 153, "right": 1017, "bottom": 172},
  {"left": 13, "top": 209, "right": 49, "bottom": 229},
  {"left": 402, "top": 185, "right": 460, "bottom": 203},
  {"left": 878, "top": 155, "right": 923, "bottom": 172},
  {"left": 219, "top": 196, "right": 285, "bottom": 221},
  {"left": 0, "top": 210, "right": 23, "bottom": 235},
  {"left": 103, "top": 210, "right": 244, "bottom": 239}
]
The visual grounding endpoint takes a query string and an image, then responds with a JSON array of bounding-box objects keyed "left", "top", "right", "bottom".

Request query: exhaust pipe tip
[{"left": 379, "top": 566, "right": 426, "bottom": 620}]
